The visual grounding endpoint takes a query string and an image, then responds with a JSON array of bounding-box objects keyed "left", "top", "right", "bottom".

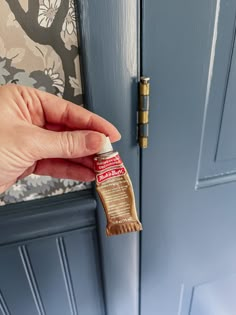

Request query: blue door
[{"left": 141, "top": 0, "right": 236, "bottom": 314}]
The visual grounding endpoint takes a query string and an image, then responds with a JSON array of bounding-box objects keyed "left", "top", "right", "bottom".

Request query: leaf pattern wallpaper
[{"left": 0, "top": 0, "right": 91, "bottom": 206}]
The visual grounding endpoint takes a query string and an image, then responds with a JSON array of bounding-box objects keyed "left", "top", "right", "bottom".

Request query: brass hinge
[{"left": 138, "top": 76, "right": 150, "bottom": 148}]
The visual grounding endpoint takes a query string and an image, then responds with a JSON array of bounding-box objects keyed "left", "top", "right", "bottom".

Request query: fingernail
[{"left": 85, "top": 132, "right": 105, "bottom": 151}]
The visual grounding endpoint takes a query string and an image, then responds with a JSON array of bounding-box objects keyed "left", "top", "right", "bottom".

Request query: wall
[{"left": 0, "top": 0, "right": 90, "bottom": 205}]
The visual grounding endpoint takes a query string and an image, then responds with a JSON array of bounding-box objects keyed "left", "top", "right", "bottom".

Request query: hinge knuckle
[{"left": 138, "top": 76, "right": 150, "bottom": 149}]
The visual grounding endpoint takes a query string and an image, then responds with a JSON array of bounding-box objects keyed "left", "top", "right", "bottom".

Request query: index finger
[{"left": 35, "top": 89, "right": 121, "bottom": 142}]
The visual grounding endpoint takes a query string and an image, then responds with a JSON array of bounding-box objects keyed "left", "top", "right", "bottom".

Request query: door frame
[{"left": 77, "top": 0, "right": 141, "bottom": 314}]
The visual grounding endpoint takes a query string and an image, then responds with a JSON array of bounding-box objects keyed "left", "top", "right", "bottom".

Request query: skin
[{"left": 0, "top": 85, "right": 121, "bottom": 194}]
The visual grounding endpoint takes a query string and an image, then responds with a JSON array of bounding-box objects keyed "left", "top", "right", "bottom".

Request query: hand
[{"left": 0, "top": 85, "right": 121, "bottom": 193}]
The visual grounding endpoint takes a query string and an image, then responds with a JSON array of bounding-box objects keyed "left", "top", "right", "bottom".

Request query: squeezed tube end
[{"left": 98, "top": 136, "right": 113, "bottom": 154}]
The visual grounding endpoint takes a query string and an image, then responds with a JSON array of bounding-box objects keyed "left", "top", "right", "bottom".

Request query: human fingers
[
  {"left": 17, "top": 157, "right": 94, "bottom": 181},
  {"left": 34, "top": 88, "right": 121, "bottom": 142},
  {"left": 30, "top": 128, "right": 106, "bottom": 160},
  {"left": 34, "top": 159, "right": 95, "bottom": 182},
  {"left": 69, "top": 156, "right": 94, "bottom": 170}
]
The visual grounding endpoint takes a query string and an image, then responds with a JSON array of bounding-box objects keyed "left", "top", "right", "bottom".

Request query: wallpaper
[{"left": 0, "top": 0, "right": 91, "bottom": 205}]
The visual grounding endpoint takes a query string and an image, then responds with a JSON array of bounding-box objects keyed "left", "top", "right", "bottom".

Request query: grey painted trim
[{"left": 0, "top": 191, "right": 96, "bottom": 246}]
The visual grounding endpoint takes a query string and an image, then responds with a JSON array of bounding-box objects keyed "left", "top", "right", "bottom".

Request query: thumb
[{"left": 32, "top": 129, "right": 106, "bottom": 159}]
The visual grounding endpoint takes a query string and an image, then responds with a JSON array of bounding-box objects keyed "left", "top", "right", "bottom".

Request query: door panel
[
  {"left": 26, "top": 238, "right": 75, "bottom": 315},
  {"left": 0, "top": 247, "right": 43, "bottom": 315},
  {"left": 141, "top": 0, "right": 236, "bottom": 314},
  {"left": 196, "top": 0, "right": 236, "bottom": 187},
  {"left": 0, "top": 192, "right": 104, "bottom": 315},
  {"left": 63, "top": 230, "right": 105, "bottom": 314},
  {"left": 0, "top": 228, "right": 104, "bottom": 315}
]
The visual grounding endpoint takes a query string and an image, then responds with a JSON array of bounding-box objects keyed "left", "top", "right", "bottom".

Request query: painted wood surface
[
  {"left": 78, "top": 1, "right": 140, "bottom": 314},
  {"left": 0, "top": 1, "right": 141, "bottom": 314},
  {"left": 0, "top": 228, "right": 104, "bottom": 315},
  {"left": 141, "top": 0, "right": 236, "bottom": 314}
]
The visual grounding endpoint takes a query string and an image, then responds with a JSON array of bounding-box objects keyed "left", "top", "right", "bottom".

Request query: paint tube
[{"left": 94, "top": 137, "right": 142, "bottom": 236}]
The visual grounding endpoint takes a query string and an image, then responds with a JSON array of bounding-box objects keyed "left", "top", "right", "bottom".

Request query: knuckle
[{"left": 60, "top": 131, "right": 76, "bottom": 157}]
